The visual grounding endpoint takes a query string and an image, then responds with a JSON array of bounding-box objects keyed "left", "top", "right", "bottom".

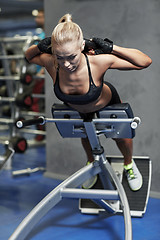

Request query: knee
[
  {"left": 112, "top": 138, "right": 125, "bottom": 143},
  {"left": 113, "top": 138, "right": 133, "bottom": 146}
]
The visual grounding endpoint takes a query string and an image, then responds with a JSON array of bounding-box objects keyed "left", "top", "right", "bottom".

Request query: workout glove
[
  {"left": 84, "top": 38, "right": 97, "bottom": 53},
  {"left": 37, "top": 37, "right": 52, "bottom": 54},
  {"left": 92, "top": 37, "right": 113, "bottom": 54}
]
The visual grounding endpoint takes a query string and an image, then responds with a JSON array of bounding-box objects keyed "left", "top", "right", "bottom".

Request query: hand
[
  {"left": 92, "top": 37, "right": 113, "bottom": 54},
  {"left": 84, "top": 38, "right": 97, "bottom": 53},
  {"left": 37, "top": 37, "right": 52, "bottom": 54}
]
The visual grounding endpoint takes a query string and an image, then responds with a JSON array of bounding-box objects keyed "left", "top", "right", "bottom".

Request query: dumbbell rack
[{"left": 0, "top": 36, "right": 45, "bottom": 170}]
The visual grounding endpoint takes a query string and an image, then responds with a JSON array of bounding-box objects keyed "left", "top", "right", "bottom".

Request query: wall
[{"left": 44, "top": 0, "right": 160, "bottom": 193}]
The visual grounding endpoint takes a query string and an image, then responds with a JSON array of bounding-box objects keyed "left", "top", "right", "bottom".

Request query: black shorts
[{"left": 104, "top": 81, "right": 121, "bottom": 105}]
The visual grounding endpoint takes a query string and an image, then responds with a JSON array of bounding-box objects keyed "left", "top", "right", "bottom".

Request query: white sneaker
[
  {"left": 124, "top": 160, "right": 143, "bottom": 191},
  {"left": 82, "top": 162, "right": 98, "bottom": 189},
  {"left": 82, "top": 175, "right": 98, "bottom": 189}
]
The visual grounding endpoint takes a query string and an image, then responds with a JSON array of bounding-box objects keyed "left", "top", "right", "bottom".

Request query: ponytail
[
  {"left": 58, "top": 13, "right": 72, "bottom": 23},
  {"left": 51, "top": 13, "right": 84, "bottom": 49}
]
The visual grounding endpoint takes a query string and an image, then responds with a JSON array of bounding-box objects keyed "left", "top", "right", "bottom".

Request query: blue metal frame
[{"left": 9, "top": 104, "right": 140, "bottom": 240}]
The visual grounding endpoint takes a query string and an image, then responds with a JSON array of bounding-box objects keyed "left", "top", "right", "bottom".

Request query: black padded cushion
[
  {"left": 52, "top": 103, "right": 134, "bottom": 118},
  {"left": 96, "top": 103, "right": 134, "bottom": 118}
]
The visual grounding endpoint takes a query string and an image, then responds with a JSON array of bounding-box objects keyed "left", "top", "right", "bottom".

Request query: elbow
[
  {"left": 24, "top": 45, "right": 40, "bottom": 64},
  {"left": 142, "top": 56, "right": 152, "bottom": 69},
  {"left": 25, "top": 51, "right": 32, "bottom": 64},
  {"left": 25, "top": 56, "right": 31, "bottom": 64},
  {"left": 139, "top": 56, "right": 152, "bottom": 70}
]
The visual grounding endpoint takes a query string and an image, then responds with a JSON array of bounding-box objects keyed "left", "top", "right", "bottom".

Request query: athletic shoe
[{"left": 124, "top": 160, "right": 143, "bottom": 191}]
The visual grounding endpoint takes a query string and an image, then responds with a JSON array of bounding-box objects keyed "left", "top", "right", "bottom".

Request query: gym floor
[{"left": 0, "top": 145, "right": 160, "bottom": 240}]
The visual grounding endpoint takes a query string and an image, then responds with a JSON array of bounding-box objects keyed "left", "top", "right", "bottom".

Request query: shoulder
[{"left": 87, "top": 54, "right": 114, "bottom": 72}]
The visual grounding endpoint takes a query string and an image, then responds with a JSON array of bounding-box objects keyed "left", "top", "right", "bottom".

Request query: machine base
[{"left": 79, "top": 156, "right": 151, "bottom": 217}]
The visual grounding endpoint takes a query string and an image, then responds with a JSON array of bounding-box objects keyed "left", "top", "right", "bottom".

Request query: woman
[{"left": 25, "top": 14, "right": 152, "bottom": 191}]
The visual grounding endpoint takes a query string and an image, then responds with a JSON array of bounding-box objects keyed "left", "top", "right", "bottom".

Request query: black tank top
[{"left": 54, "top": 53, "right": 103, "bottom": 105}]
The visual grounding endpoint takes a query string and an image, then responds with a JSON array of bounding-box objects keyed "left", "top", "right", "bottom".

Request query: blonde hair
[{"left": 51, "top": 13, "right": 84, "bottom": 50}]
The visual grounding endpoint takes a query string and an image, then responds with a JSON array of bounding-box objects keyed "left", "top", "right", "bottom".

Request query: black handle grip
[{"left": 16, "top": 116, "right": 45, "bottom": 128}]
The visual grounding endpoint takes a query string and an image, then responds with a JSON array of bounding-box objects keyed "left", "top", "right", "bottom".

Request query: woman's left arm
[{"left": 111, "top": 45, "right": 152, "bottom": 69}]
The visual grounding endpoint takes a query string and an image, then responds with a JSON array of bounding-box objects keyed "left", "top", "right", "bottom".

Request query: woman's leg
[
  {"left": 81, "top": 136, "right": 133, "bottom": 165},
  {"left": 113, "top": 138, "right": 142, "bottom": 191},
  {"left": 113, "top": 138, "right": 133, "bottom": 165},
  {"left": 81, "top": 137, "right": 94, "bottom": 163},
  {"left": 81, "top": 137, "right": 98, "bottom": 188},
  {"left": 81, "top": 136, "right": 142, "bottom": 191}
]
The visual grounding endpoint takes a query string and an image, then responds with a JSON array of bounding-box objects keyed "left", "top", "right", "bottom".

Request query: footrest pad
[{"left": 79, "top": 156, "right": 151, "bottom": 217}]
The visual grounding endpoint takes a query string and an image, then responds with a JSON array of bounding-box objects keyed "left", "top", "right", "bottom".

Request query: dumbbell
[
  {"left": 0, "top": 85, "right": 8, "bottom": 97},
  {"left": 1, "top": 105, "right": 11, "bottom": 117},
  {"left": 8, "top": 136, "right": 28, "bottom": 153},
  {"left": 20, "top": 72, "right": 33, "bottom": 85},
  {"left": 0, "top": 92, "right": 33, "bottom": 108},
  {"left": 14, "top": 116, "right": 26, "bottom": 128},
  {"left": 20, "top": 65, "right": 34, "bottom": 85},
  {"left": 16, "top": 93, "right": 33, "bottom": 108}
]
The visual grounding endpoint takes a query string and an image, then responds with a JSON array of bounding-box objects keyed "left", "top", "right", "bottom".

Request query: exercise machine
[{"left": 9, "top": 103, "right": 151, "bottom": 240}]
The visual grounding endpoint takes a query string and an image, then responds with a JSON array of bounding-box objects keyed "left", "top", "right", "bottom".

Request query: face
[{"left": 53, "top": 41, "right": 84, "bottom": 72}]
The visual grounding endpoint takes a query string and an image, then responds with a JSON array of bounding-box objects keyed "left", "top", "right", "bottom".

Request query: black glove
[
  {"left": 92, "top": 37, "right": 113, "bottom": 54},
  {"left": 37, "top": 37, "right": 52, "bottom": 54},
  {"left": 83, "top": 38, "right": 97, "bottom": 53}
]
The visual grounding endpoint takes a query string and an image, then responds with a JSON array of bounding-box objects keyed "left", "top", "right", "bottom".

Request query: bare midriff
[{"left": 68, "top": 83, "right": 112, "bottom": 113}]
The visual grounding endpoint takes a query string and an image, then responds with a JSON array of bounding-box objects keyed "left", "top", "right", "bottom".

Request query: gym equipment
[
  {"left": 0, "top": 35, "right": 45, "bottom": 167},
  {"left": 0, "top": 147, "right": 14, "bottom": 170},
  {"left": 0, "top": 55, "right": 24, "bottom": 60},
  {"left": 0, "top": 93, "right": 33, "bottom": 108},
  {"left": 20, "top": 66, "right": 33, "bottom": 85},
  {"left": 12, "top": 167, "right": 45, "bottom": 177},
  {"left": 9, "top": 136, "right": 28, "bottom": 153},
  {"left": 20, "top": 66, "right": 45, "bottom": 86},
  {"left": 79, "top": 155, "right": 151, "bottom": 217},
  {"left": 0, "top": 85, "right": 8, "bottom": 97},
  {"left": 1, "top": 105, "right": 12, "bottom": 117},
  {"left": 0, "top": 36, "right": 39, "bottom": 42},
  {"left": 0, "top": 136, "right": 28, "bottom": 170},
  {"left": 0, "top": 136, "right": 28, "bottom": 154},
  {"left": 0, "top": 74, "right": 45, "bottom": 82},
  {"left": 0, "top": 76, "right": 20, "bottom": 81},
  {"left": 10, "top": 103, "right": 151, "bottom": 240}
]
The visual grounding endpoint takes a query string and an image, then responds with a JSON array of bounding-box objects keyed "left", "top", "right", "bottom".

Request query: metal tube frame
[{"left": 9, "top": 117, "right": 133, "bottom": 240}]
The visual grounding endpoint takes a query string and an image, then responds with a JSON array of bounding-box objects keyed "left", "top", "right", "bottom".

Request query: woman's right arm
[
  {"left": 25, "top": 37, "right": 52, "bottom": 66},
  {"left": 25, "top": 45, "right": 47, "bottom": 66}
]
